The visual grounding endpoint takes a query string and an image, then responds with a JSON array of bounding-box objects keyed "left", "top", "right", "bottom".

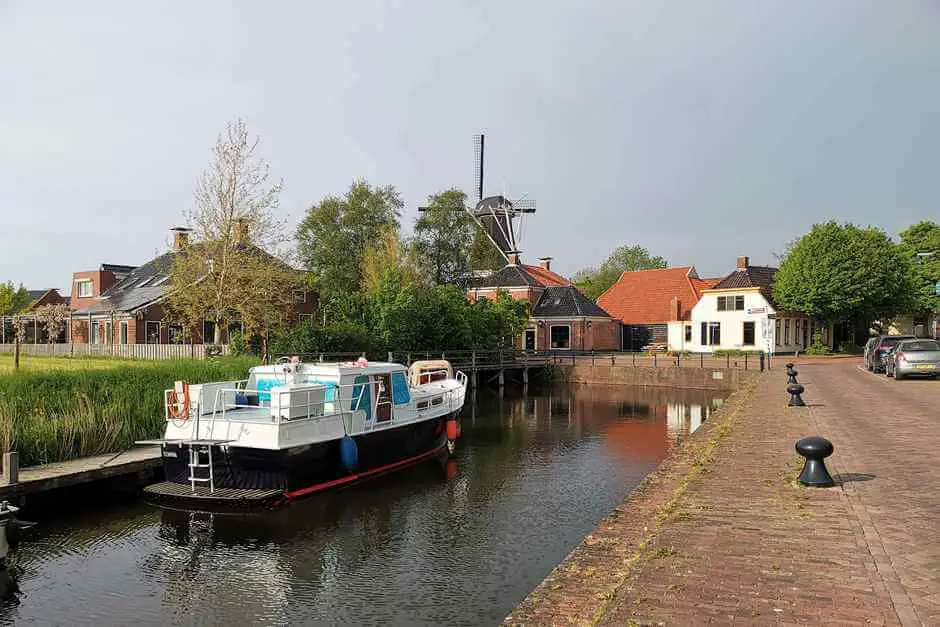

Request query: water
[{"left": 0, "top": 383, "right": 726, "bottom": 626}]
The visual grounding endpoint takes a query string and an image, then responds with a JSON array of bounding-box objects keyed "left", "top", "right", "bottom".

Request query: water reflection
[{"left": 2, "top": 383, "right": 726, "bottom": 626}]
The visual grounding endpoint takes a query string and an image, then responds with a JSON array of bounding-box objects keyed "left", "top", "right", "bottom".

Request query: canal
[{"left": 0, "top": 383, "right": 726, "bottom": 626}]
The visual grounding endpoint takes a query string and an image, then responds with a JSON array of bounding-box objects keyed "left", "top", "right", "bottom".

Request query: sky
[{"left": 1, "top": 1, "right": 939, "bottom": 293}]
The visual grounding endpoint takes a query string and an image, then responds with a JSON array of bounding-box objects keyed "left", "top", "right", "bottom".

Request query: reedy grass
[{"left": 0, "top": 357, "right": 259, "bottom": 467}]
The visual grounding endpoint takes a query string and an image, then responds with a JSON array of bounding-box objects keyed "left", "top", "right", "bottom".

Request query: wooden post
[
  {"left": 700, "top": 352, "right": 704, "bottom": 368},
  {"left": 1, "top": 452, "right": 18, "bottom": 486},
  {"left": 387, "top": 351, "right": 393, "bottom": 363},
  {"left": 632, "top": 351, "right": 636, "bottom": 367},
  {"left": 523, "top": 367, "right": 529, "bottom": 384}
]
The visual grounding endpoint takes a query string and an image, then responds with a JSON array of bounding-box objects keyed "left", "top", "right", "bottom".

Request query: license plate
[{"left": 915, "top": 364, "right": 936, "bottom": 369}]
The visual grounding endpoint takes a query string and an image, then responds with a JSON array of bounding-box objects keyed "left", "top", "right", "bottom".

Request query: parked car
[
  {"left": 865, "top": 335, "right": 915, "bottom": 373},
  {"left": 885, "top": 339, "right": 940, "bottom": 380},
  {"left": 862, "top": 337, "right": 878, "bottom": 368}
]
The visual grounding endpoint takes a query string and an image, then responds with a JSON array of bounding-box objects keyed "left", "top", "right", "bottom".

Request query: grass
[{"left": 0, "top": 355, "right": 260, "bottom": 467}]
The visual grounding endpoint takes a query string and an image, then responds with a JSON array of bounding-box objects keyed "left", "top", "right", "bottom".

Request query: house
[
  {"left": 70, "top": 226, "right": 316, "bottom": 346},
  {"left": 467, "top": 254, "right": 620, "bottom": 351},
  {"left": 667, "top": 256, "right": 832, "bottom": 354},
  {"left": 597, "top": 267, "right": 719, "bottom": 351},
  {"left": 0, "top": 288, "right": 70, "bottom": 343}
]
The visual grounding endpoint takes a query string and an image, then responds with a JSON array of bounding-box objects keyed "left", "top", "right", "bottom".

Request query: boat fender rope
[{"left": 168, "top": 381, "right": 191, "bottom": 421}]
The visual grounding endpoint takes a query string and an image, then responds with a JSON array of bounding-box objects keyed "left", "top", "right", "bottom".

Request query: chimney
[
  {"left": 234, "top": 217, "right": 249, "bottom": 245},
  {"left": 507, "top": 251, "right": 521, "bottom": 266},
  {"left": 538, "top": 256, "right": 553, "bottom": 271},
  {"left": 670, "top": 296, "right": 681, "bottom": 321},
  {"left": 736, "top": 256, "right": 749, "bottom": 269},
  {"left": 170, "top": 227, "right": 191, "bottom": 252}
]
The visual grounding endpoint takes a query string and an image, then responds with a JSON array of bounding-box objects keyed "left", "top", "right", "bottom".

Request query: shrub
[
  {"left": 805, "top": 330, "right": 830, "bottom": 355},
  {"left": 228, "top": 331, "right": 249, "bottom": 357}
]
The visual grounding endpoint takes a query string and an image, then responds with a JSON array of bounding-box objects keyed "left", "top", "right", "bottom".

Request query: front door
[
  {"left": 524, "top": 329, "right": 536, "bottom": 351},
  {"left": 375, "top": 374, "right": 392, "bottom": 422}
]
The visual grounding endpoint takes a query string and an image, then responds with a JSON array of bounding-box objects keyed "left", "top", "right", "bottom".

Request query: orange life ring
[{"left": 168, "top": 382, "right": 191, "bottom": 420}]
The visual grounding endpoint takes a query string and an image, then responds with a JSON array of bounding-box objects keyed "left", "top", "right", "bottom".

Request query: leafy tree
[
  {"left": 297, "top": 180, "right": 402, "bottom": 301},
  {"left": 165, "top": 118, "right": 300, "bottom": 348},
  {"left": 469, "top": 228, "right": 505, "bottom": 274},
  {"left": 574, "top": 245, "right": 668, "bottom": 300},
  {"left": 773, "top": 222, "right": 916, "bottom": 325},
  {"left": 899, "top": 220, "right": 940, "bottom": 317},
  {"left": 362, "top": 228, "right": 423, "bottom": 297},
  {"left": 411, "top": 189, "right": 477, "bottom": 286},
  {"left": 0, "top": 282, "right": 29, "bottom": 315}
]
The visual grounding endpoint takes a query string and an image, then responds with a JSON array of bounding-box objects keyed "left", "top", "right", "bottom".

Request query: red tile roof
[
  {"left": 519, "top": 264, "right": 571, "bottom": 287},
  {"left": 597, "top": 267, "right": 713, "bottom": 324}
]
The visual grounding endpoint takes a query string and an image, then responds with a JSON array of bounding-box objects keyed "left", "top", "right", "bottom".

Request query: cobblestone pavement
[{"left": 506, "top": 359, "right": 940, "bottom": 626}]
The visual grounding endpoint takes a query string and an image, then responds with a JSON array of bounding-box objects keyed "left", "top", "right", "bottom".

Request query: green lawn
[{"left": 0, "top": 354, "right": 143, "bottom": 373}]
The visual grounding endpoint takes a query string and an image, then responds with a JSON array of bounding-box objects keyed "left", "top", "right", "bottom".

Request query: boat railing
[{"left": 208, "top": 382, "right": 367, "bottom": 425}]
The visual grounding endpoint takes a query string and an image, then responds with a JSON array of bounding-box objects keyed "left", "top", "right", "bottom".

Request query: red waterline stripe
[{"left": 283, "top": 443, "right": 447, "bottom": 500}]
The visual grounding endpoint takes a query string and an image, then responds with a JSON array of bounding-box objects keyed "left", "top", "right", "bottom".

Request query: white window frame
[
  {"left": 105, "top": 321, "right": 112, "bottom": 345},
  {"left": 203, "top": 320, "right": 217, "bottom": 344},
  {"left": 76, "top": 279, "right": 93, "bottom": 298},
  {"left": 145, "top": 321, "right": 161, "bottom": 345},
  {"left": 549, "top": 324, "right": 571, "bottom": 350},
  {"left": 90, "top": 322, "right": 99, "bottom": 345},
  {"left": 120, "top": 321, "right": 128, "bottom": 345},
  {"left": 293, "top": 290, "right": 307, "bottom": 303},
  {"left": 742, "top": 321, "right": 756, "bottom": 346},
  {"left": 524, "top": 327, "right": 537, "bottom": 351},
  {"left": 684, "top": 325, "right": 692, "bottom": 343}
]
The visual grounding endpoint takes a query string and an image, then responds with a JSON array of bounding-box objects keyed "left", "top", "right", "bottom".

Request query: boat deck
[{"left": 143, "top": 481, "right": 283, "bottom": 502}]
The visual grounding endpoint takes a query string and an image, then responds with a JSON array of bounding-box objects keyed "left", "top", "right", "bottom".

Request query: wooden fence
[{"left": 0, "top": 343, "right": 229, "bottom": 360}]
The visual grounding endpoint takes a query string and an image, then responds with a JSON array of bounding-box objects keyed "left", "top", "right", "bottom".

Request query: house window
[
  {"left": 550, "top": 325, "right": 571, "bottom": 349},
  {"left": 701, "top": 322, "right": 721, "bottom": 345},
  {"left": 784, "top": 319, "right": 790, "bottom": 345},
  {"left": 717, "top": 295, "right": 745, "bottom": 312},
  {"left": 146, "top": 321, "right": 161, "bottom": 344},
  {"left": 684, "top": 325, "right": 692, "bottom": 342},
  {"left": 203, "top": 320, "right": 217, "bottom": 344},
  {"left": 120, "top": 321, "right": 128, "bottom": 345},
  {"left": 90, "top": 322, "right": 99, "bottom": 344},
  {"left": 795, "top": 319, "right": 802, "bottom": 346},
  {"left": 293, "top": 290, "right": 306, "bottom": 303},
  {"left": 299, "top": 313, "right": 314, "bottom": 326},
  {"left": 775, "top": 319, "right": 781, "bottom": 346},
  {"left": 105, "top": 322, "right": 112, "bottom": 345},
  {"left": 168, "top": 325, "right": 184, "bottom": 345},
  {"left": 76, "top": 280, "right": 93, "bottom": 298},
  {"left": 743, "top": 321, "right": 755, "bottom": 345}
]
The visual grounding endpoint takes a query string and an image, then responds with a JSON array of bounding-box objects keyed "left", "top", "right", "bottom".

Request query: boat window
[
  {"left": 254, "top": 376, "right": 280, "bottom": 405},
  {"left": 351, "top": 375, "right": 372, "bottom": 420},
  {"left": 391, "top": 372, "right": 410, "bottom": 405},
  {"left": 303, "top": 377, "right": 339, "bottom": 402}
]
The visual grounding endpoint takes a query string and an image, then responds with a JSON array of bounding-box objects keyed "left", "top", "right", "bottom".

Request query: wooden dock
[{"left": 0, "top": 446, "right": 161, "bottom": 500}]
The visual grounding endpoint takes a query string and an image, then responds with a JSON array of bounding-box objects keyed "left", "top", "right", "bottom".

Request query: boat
[{"left": 138, "top": 357, "right": 467, "bottom": 510}]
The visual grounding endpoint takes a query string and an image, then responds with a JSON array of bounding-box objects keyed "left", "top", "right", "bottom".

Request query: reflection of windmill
[{"left": 420, "top": 134, "right": 535, "bottom": 263}]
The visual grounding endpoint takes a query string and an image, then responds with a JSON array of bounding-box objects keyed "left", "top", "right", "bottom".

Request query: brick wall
[{"left": 70, "top": 269, "right": 116, "bottom": 311}]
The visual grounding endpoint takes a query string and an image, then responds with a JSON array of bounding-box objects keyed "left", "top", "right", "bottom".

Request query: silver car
[{"left": 886, "top": 339, "right": 940, "bottom": 380}]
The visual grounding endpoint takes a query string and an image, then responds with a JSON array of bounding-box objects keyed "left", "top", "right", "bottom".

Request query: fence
[{"left": 0, "top": 343, "right": 229, "bottom": 360}]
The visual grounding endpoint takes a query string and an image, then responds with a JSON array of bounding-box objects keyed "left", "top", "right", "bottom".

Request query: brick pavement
[{"left": 506, "top": 359, "right": 940, "bottom": 625}]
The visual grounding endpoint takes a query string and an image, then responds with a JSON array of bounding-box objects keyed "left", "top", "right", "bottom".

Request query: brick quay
[{"left": 506, "top": 358, "right": 940, "bottom": 625}]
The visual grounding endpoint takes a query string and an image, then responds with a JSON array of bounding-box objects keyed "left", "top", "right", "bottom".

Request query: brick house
[
  {"left": 468, "top": 254, "right": 620, "bottom": 351},
  {"left": 597, "top": 266, "right": 719, "bottom": 351},
  {"left": 0, "top": 288, "right": 70, "bottom": 343},
  {"left": 70, "top": 227, "right": 316, "bottom": 345}
]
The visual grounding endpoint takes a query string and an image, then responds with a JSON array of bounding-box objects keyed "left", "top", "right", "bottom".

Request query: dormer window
[{"left": 76, "top": 280, "right": 93, "bottom": 298}]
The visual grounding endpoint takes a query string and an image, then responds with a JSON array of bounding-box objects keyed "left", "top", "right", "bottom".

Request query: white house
[{"left": 667, "top": 256, "right": 832, "bottom": 354}]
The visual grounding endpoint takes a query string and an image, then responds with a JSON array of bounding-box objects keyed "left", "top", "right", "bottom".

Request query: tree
[
  {"left": 574, "top": 245, "right": 668, "bottom": 300},
  {"left": 165, "top": 119, "right": 299, "bottom": 347},
  {"left": 773, "top": 222, "right": 917, "bottom": 325},
  {"left": 34, "top": 303, "right": 69, "bottom": 345},
  {"left": 0, "top": 282, "right": 29, "bottom": 315},
  {"left": 469, "top": 228, "right": 505, "bottom": 274},
  {"left": 10, "top": 314, "right": 25, "bottom": 370},
  {"left": 899, "top": 220, "right": 940, "bottom": 318},
  {"left": 297, "top": 180, "right": 402, "bottom": 302},
  {"left": 411, "top": 189, "right": 477, "bottom": 286}
]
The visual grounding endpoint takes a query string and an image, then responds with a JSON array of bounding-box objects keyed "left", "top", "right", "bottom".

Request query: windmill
[{"left": 419, "top": 134, "right": 536, "bottom": 264}]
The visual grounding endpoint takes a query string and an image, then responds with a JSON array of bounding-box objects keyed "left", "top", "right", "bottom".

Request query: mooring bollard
[
  {"left": 795, "top": 436, "right": 835, "bottom": 487},
  {"left": 787, "top": 367, "right": 799, "bottom": 384},
  {"left": 787, "top": 383, "right": 806, "bottom": 407}
]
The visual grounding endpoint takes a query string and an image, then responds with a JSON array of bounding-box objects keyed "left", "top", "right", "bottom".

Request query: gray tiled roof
[
  {"left": 713, "top": 266, "right": 778, "bottom": 304},
  {"left": 532, "top": 286, "right": 611, "bottom": 318},
  {"left": 475, "top": 265, "right": 543, "bottom": 288}
]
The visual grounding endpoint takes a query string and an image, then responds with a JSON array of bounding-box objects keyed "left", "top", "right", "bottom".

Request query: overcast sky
[{"left": 2, "top": 1, "right": 938, "bottom": 292}]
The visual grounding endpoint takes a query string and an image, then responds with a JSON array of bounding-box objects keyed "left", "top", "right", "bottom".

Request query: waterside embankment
[{"left": 508, "top": 358, "right": 940, "bottom": 624}]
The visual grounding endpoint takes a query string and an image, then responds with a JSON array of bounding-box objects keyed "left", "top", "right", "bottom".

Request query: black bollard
[
  {"left": 795, "top": 436, "right": 834, "bottom": 487},
  {"left": 787, "top": 368, "right": 798, "bottom": 384},
  {"left": 787, "top": 383, "right": 806, "bottom": 407},
  {"left": 785, "top": 362, "right": 794, "bottom": 370}
]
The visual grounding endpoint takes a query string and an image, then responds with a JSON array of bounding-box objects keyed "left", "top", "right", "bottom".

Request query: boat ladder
[{"left": 188, "top": 444, "right": 215, "bottom": 493}]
